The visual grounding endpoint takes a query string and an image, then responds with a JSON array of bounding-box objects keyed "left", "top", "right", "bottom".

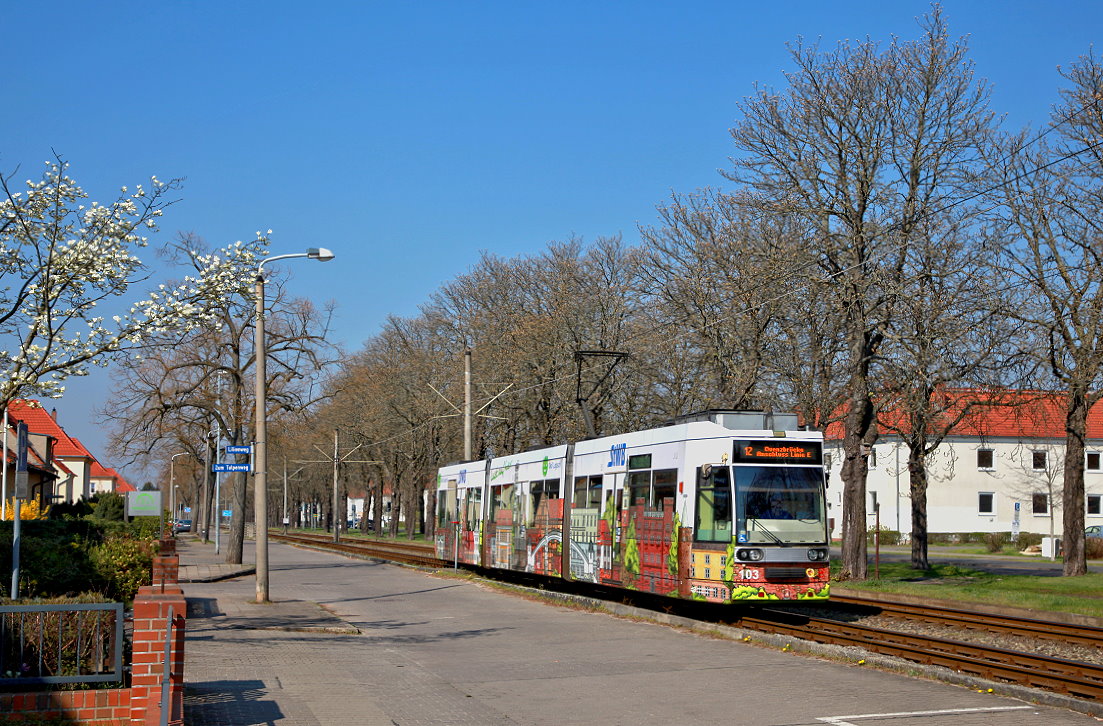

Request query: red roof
[
  {"left": 5, "top": 399, "right": 135, "bottom": 489},
  {"left": 7, "top": 400, "right": 94, "bottom": 459},
  {"left": 825, "top": 390, "right": 1103, "bottom": 441},
  {"left": 110, "top": 469, "right": 137, "bottom": 493}
]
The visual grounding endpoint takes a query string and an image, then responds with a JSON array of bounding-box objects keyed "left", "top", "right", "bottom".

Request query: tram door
[
  {"left": 460, "top": 486, "right": 482, "bottom": 566},
  {"left": 437, "top": 478, "right": 458, "bottom": 561},
  {"left": 599, "top": 473, "right": 624, "bottom": 585}
]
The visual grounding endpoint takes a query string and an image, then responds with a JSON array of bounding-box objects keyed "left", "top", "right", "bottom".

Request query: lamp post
[
  {"left": 254, "top": 247, "right": 334, "bottom": 603},
  {"left": 169, "top": 452, "right": 190, "bottom": 536}
]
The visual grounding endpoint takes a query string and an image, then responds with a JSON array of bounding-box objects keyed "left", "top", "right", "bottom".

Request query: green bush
[
  {"left": 1015, "top": 532, "right": 1042, "bottom": 549},
  {"left": 985, "top": 532, "right": 1008, "bottom": 552},
  {"left": 0, "top": 520, "right": 156, "bottom": 602},
  {"left": 90, "top": 492, "right": 125, "bottom": 522},
  {"left": 866, "top": 525, "right": 901, "bottom": 545},
  {"left": 89, "top": 535, "right": 154, "bottom": 601}
]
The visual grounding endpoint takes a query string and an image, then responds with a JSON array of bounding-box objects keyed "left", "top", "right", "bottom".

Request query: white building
[{"left": 823, "top": 392, "right": 1103, "bottom": 540}]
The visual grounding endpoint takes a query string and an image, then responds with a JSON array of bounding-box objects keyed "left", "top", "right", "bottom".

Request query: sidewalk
[
  {"left": 176, "top": 534, "right": 358, "bottom": 634},
  {"left": 175, "top": 535, "right": 1100, "bottom": 725}
]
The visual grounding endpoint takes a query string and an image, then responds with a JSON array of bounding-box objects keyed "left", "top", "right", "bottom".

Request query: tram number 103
[{"left": 741, "top": 569, "right": 761, "bottom": 580}]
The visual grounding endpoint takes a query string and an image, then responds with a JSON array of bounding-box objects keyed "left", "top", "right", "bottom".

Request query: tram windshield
[{"left": 733, "top": 466, "right": 826, "bottom": 544}]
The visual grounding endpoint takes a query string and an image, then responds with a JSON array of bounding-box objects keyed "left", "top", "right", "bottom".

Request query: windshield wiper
[{"left": 747, "top": 518, "right": 786, "bottom": 546}]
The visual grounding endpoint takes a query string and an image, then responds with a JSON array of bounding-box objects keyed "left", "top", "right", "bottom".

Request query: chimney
[{"left": 51, "top": 408, "right": 57, "bottom": 421}]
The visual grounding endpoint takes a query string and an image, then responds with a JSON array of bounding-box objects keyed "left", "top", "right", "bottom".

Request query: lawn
[{"left": 832, "top": 559, "right": 1103, "bottom": 619}]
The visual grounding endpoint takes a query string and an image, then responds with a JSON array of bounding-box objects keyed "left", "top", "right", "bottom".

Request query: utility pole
[
  {"left": 332, "top": 429, "right": 340, "bottom": 542},
  {"left": 297, "top": 431, "right": 377, "bottom": 543},
  {"left": 464, "top": 349, "right": 472, "bottom": 461}
]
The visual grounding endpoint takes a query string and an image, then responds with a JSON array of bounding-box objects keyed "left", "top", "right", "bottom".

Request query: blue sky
[{"left": 3, "top": 1, "right": 1100, "bottom": 483}]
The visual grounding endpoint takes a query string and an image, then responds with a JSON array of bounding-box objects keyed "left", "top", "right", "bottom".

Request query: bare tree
[
  {"left": 103, "top": 235, "right": 338, "bottom": 562},
  {"left": 724, "top": 7, "right": 995, "bottom": 578},
  {"left": 987, "top": 52, "right": 1103, "bottom": 576}
]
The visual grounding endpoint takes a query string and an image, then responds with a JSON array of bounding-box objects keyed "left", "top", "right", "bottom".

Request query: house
[
  {"left": 2, "top": 399, "right": 131, "bottom": 508},
  {"left": 89, "top": 461, "right": 137, "bottom": 495},
  {"left": 824, "top": 391, "right": 1103, "bottom": 540}
]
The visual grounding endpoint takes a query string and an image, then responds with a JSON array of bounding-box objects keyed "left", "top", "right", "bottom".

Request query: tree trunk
[
  {"left": 223, "top": 468, "right": 245, "bottom": 564},
  {"left": 1063, "top": 391, "right": 1089, "bottom": 576},
  {"left": 839, "top": 331, "right": 876, "bottom": 580},
  {"left": 907, "top": 444, "right": 930, "bottom": 570}
]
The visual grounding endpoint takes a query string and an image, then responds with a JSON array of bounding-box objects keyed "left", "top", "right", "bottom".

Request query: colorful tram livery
[{"left": 435, "top": 411, "right": 830, "bottom": 603}]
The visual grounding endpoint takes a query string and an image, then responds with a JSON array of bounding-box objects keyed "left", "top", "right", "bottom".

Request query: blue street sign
[
  {"left": 222, "top": 510, "right": 232, "bottom": 517},
  {"left": 212, "top": 463, "right": 251, "bottom": 473},
  {"left": 226, "top": 445, "right": 252, "bottom": 454}
]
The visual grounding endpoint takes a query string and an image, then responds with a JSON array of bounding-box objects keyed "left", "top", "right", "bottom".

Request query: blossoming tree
[{"left": 0, "top": 155, "right": 267, "bottom": 403}]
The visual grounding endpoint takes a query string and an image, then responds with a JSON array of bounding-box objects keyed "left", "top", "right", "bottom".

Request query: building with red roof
[
  {"left": 3, "top": 399, "right": 129, "bottom": 506},
  {"left": 824, "top": 390, "right": 1103, "bottom": 540}
]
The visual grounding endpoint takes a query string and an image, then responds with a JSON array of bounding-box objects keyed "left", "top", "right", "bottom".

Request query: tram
[{"left": 435, "top": 410, "right": 830, "bottom": 603}]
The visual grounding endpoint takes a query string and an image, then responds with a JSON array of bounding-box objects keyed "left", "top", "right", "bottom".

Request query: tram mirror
[{"left": 701, "top": 464, "right": 712, "bottom": 480}]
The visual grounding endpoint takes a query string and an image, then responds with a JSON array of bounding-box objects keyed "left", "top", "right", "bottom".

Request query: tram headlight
[
  {"left": 736, "top": 548, "right": 764, "bottom": 562},
  {"left": 807, "top": 548, "right": 828, "bottom": 562}
]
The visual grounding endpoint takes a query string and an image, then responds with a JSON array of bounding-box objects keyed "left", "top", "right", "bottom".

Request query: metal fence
[{"left": 0, "top": 602, "right": 125, "bottom": 687}]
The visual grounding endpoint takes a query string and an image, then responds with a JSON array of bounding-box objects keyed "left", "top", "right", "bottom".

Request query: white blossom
[{"left": 0, "top": 156, "right": 270, "bottom": 402}]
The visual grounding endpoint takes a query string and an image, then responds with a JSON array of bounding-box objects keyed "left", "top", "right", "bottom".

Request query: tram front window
[{"left": 734, "top": 466, "right": 825, "bottom": 544}]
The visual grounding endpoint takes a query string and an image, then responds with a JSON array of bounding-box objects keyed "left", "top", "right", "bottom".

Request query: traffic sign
[
  {"left": 212, "top": 463, "right": 251, "bottom": 473},
  {"left": 226, "top": 445, "right": 252, "bottom": 455}
]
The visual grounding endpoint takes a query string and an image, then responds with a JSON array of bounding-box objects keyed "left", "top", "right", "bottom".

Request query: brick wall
[{"left": 1, "top": 542, "right": 187, "bottom": 725}]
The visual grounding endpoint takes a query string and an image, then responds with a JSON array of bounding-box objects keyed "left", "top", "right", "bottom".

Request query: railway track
[
  {"left": 268, "top": 531, "right": 1103, "bottom": 703},
  {"left": 745, "top": 607, "right": 1103, "bottom": 700},
  {"left": 828, "top": 592, "right": 1103, "bottom": 649},
  {"left": 270, "top": 532, "right": 444, "bottom": 567}
]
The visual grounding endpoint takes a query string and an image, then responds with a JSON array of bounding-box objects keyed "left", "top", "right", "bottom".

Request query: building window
[
  {"left": 1032, "top": 451, "right": 1047, "bottom": 470},
  {"left": 1088, "top": 453, "right": 1101, "bottom": 471},
  {"left": 978, "top": 492, "right": 994, "bottom": 514},
  {"left": 1032, "top": 493, "right": 1049, "bottom": 515},
  {"left": 977, "top": 449, "right": 994, "bottom": 470},
  {"left": 1089, "top": 494, "right": 1101, "bottom": 516}
]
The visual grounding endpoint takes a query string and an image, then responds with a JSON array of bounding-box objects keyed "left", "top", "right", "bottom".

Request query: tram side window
[
  {"left": 530, "top": 481, "right": 545, "bottom": 525},
  {"left": 491, "top": 484, "right": 514, "bottom": 519},
  {"left": 529, "top": 479, "right": 560, "bottom": 525},
  {"left": 628, "top": 470, "right": 650, "bottom": 506},
  {"left": 573, "top": 476, "right": 602, "bottom": 507},
  {"left": 695, "top": 466, "right": 732, "bottom": 542},
  {"left": 463, "top": 489, "right": 482, "bottom": 527},
  {"left": 653, "top": 469, "right": 677, "bottom": 511},
  {"left": 438, "top": 481, "right": 457, "bottom": 527}
]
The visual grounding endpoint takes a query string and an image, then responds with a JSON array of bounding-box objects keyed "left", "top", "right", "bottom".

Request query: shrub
[
  {"left": 1015, "top": 532, "right": 1042, "bottom": 550},
  {"left": 1086, "top": 537, "right": 1103, "bottom": 561},
  {"left": 89, "top": 535, "right": 154, "bottom": 602},
  {"left": 865, "top": 526, "right": 901, "bottom": 545},
  {"left": 0, "top": 520, "right": 156, "bottom": 602},
  {"left": 985, "top": 532, "right": 1008, "bottom": 552},
  {"left": 90, "top": 493, "right": 125, "bottom": 522},
  {"left": 48, "top": 499, "right": 94, "bottom": 520}
]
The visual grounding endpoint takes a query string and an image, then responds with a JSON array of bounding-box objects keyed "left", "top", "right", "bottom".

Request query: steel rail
[
  {"left": 829, "top": 593, "right": 1103, "bottom": 648},
  {"left": 748, "top": 609, "right": 1103, "bottom": 700}
]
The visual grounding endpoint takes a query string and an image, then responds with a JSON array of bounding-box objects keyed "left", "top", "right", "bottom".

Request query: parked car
[
  {"left": 1086, "top": 525, "right": 1103, "bottom": 538},
  {"left": 173, "top": 519, "right": 192, "bottom": 534}
]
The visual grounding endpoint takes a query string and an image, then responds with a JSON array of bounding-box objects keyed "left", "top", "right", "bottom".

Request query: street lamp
[
  {"left": 254, "top": 247, "right": 335, "bottom": 603},
  {"left": 169, "top": 452, "right": 191, "bottom": 537}
]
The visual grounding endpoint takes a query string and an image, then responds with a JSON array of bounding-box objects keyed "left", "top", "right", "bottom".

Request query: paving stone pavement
[{"left": 178, "top": 536, "right": 1100, "bottom": 726}]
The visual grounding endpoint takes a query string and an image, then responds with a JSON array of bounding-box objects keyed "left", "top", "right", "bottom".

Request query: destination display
[{"left": 732, "top": 439, "right": 822, "bottom": 465}]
